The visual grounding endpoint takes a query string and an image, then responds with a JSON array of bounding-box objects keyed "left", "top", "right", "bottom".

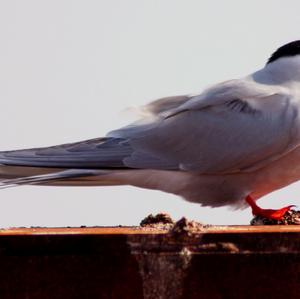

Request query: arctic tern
[{"left": 1, "top": 41, "right": 300, "bottom": 220}]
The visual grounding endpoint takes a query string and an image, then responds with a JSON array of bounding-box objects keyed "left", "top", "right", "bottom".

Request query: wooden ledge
[
  {"left": 0, "top": 224, "right": 300, "bottom": 235},
  {"left": 0, "top": 225, "right": 299, "bottom": 299}
]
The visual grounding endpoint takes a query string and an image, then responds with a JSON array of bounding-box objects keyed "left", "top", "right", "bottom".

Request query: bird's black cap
[{"left": 267, "top": 40, "right": 300, "bottom": 64}]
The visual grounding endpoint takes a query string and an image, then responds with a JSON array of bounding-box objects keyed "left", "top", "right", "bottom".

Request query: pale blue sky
[{"left": 0, "top": 0, "right": 299, "bottom": 227}]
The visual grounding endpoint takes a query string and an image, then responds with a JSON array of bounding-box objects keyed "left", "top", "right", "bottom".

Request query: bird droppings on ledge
[
  {"left": 140, "top": 213, "right": 174, "bottom": 230},
  {"left": 139, "top": 213, "right": 208, "bottom": 235},
  {"left": 140, "top": 210, "right": 300, "bottom": 231},
  {"left": 170, "top": 217, "right": 208, "bottom": 236},
  {"left": 251, "top": 209, "right": 300, "bottom": 225}
]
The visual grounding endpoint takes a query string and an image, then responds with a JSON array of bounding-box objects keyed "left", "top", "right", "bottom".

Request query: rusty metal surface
[{"left": 0, "top": 226, "right": 299, "bottom": 299}]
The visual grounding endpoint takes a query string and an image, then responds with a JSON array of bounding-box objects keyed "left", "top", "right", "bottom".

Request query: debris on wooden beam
[{"left": 251, "top": 209, "right": 300, "bottom": 225}]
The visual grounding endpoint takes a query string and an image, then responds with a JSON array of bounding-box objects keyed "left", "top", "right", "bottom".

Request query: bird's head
[
  {"left": 268, "top": 41, "right": 300, "bottom": 81},
  {"left": 254, "top": 40, "right": 300, "bottom": 85},
  {"left": 267, "top": 40, "right": 300, "bottom": 65}
]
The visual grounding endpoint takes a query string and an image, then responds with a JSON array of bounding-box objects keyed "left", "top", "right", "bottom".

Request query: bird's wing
[
  {"left": 0, "top": 79, "right": 298, "bottom": 174},
  {"left": 109, "top": 79, "right": 300, "bottom": 173},
  {"left": 0, "top": 95, "right": 189, "bottom": 170}
]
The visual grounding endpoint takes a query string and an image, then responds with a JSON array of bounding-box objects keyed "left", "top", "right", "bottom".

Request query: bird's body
[{"left": 2, "top": 41, "right": 300, "bottom": 217}]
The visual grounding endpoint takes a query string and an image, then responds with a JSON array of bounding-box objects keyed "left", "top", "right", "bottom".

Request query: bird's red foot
[{"left": 246, "top": 195, "right": 295, "bottom": 221}]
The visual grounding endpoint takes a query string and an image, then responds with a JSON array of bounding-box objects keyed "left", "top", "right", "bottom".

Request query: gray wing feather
[
  {"left": 0, "top": 138, "right": 133, "bottom": 168},
  {"left": 142, "top": 95, "right": 190, "bottom": 115}
]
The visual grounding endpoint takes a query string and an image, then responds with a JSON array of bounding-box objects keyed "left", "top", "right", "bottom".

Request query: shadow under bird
[{"left": 2, "top": 41, "right": 300, "bottom": 220}]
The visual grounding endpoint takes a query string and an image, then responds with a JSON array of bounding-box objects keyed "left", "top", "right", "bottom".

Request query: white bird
[{"left": 1, "top": 41, "right": 300, "bottom": 220}]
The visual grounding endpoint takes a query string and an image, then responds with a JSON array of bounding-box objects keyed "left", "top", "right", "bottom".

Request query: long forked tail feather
[{"left": 0, "top": 169, "right": 105, "bottom": 189}]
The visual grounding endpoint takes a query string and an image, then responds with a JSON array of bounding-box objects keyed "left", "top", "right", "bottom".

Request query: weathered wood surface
[{"left": 0, "top": 226, "right": 299, "bottom": 299}]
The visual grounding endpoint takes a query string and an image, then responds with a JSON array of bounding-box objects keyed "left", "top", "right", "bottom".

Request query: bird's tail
[{"left": 0, "top": 165, "right": 125, "bottom": 189}]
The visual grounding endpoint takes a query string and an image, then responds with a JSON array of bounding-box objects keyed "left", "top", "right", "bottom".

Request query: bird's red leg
[{"left": 245, "top": 195, "right": 295, "bottom": 220}]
